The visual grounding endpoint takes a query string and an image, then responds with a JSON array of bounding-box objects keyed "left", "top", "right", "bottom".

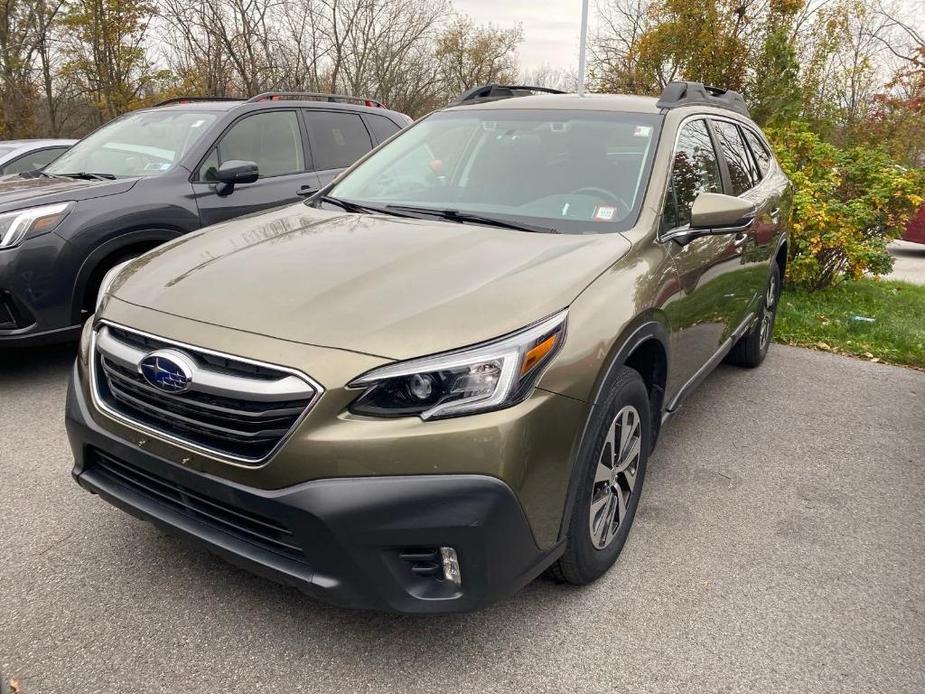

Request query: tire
[
  {"left": 81, "top": 251, "right": 144, "bottom": 318},
  {"left": 551, "top": 365, "right": 651, "bottom": 585},
  {"left": 725, "top": 263, "right": 781, "bottom": 369}
]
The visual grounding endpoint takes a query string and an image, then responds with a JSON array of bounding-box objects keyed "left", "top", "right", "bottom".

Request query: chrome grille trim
[{"left": 89, "top": 321, "right": 324, "bottom": 467}]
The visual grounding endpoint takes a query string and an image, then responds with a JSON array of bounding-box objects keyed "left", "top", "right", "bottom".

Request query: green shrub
[{"left": 766, "top": 122, "right": 924, "bottom": 290}]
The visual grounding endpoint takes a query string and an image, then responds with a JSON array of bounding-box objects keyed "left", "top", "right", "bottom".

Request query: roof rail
[
  {"left": 247, "top": 92, "right": 385, "bottom": 108},
  {"left": 655, "top": 81, "right": 749, "bottom": 117},
  {"left": 154, "top": 96, "right": 242, "bottom": 107},
  {"left": 450, "top": 84, "right": 568, "bottom": 106}
]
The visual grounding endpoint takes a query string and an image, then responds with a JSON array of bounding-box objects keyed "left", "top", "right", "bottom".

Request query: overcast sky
[
  {"left": 452, "top": 0, "right": 583, "bottom": 72},
  {"left": 452, "top": 0, "right": 924, "bottom": 75}
]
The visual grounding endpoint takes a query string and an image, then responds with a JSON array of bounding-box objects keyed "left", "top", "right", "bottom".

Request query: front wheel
[
  {"left": 726, "top": 263, "right": 781, "bottom": 368},
  {"left": 551, "top": 366, "right": 650, "bottom": 585}
]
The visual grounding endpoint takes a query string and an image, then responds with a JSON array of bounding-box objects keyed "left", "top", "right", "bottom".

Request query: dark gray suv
[{"left": 0, "top": 93, "right": 410, "bottom": 346}]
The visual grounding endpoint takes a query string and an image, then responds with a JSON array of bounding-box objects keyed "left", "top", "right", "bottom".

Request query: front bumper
[
  {"left": 67, "top": 364, "right": 563, "bottom": 613},
  {"left": 0, "top": 233, "right": 81, "bottom": 346}
]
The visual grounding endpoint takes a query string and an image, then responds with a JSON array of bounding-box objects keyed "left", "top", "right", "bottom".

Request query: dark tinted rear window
[
  {"left": 365, "top": 114, "right": 401, "bottom": 144},
  {"left": 306, "top": 111, "right": 373, "bottom": 170}
]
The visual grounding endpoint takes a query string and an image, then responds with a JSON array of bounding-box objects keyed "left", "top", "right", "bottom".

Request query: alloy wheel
[
  {"left": 589, "top": 405, "right": 642, "bottom": 550},
  {"left": 759, "top": 274, "right": 777, "bottom": 350}
]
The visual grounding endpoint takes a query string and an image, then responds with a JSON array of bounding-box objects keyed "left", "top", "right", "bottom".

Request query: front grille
[
  {"left": 90, "top": 450, "right": 305, "bottom": 562},
  {"left": 92, "top": 324, "right": 320, "bottom": 463}
]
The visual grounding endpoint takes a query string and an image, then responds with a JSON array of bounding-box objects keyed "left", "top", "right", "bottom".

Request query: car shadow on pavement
[{"left": 0, "top": 342, "right": 77, "bottom": 384}]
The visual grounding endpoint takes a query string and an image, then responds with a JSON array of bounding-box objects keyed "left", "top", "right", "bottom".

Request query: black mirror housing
[{"left": 215, "top": 160, "right": 259, "bottom": 195}]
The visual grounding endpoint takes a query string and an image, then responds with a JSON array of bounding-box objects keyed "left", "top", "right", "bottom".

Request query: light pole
[{"left": 577, "top": 0, "right": 590, "bottom": 96}]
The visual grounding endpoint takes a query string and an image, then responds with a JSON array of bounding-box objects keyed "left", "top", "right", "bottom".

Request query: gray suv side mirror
[{"left": 215, "top": 160, "right": 259, "bottom": 196}]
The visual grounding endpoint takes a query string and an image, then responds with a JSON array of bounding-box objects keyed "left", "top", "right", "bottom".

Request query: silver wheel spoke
[
  {"left": 615, "top": 435, "right": 640, "bottom": 473},
  {"left": 590, "top": 495, "right": 611, "bottom": 547},
  {"left": 604, "top": 494, "right": 619, "bottom": 542},
  {"left": 603, "top": 420, "right": 617, "bottom": 466},
  {"left": 594, "top": 459, "right": 612, "bottom": 485},
  {"left": 614, "top": 485, "right": 628, "bottom": 530},
  {"left": 622, "top": 463, "right": 637, "bottom": 492},
  {"left": 619, "top": 409, "right": 635, "bottom": 459}
]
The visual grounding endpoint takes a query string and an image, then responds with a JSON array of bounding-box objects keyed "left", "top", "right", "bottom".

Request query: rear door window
[
  {"left": 712, "top": 120, "right": 758, "bottom": 195},
  {"left": 305, "top": 111, "right": 373, "bottom": 171},
  {"left": 668, "top": 119, "right": 722, "bottom": 228}
]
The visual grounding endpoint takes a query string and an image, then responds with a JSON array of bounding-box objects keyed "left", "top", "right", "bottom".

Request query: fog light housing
[{"left": 440, "top": 546, "right": 462, "bottom": 586}]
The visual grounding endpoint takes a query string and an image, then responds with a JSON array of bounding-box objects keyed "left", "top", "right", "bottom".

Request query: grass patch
[{"left": 775, "top": 278, "right": 925, "bottom": 369}]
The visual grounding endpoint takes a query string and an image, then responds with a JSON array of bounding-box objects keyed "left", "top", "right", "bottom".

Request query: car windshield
[
  {"left": 326, "top": 109, "right": 662, "bottom": 234},
  {"left": 46, "top": 110, "right": 218, "bottom": 179}
]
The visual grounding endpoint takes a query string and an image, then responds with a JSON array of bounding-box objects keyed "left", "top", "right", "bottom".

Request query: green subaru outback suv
[{"left": 66, "top": 82, "right": 791, "bottom": 613}]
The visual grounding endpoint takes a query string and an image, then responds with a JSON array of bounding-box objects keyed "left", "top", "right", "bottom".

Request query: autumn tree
[
  {"left": 62, "top": 0, "right": 167, "bottom": 124},
  {"left": 0, "top": 0, "right": 42, "bottom": 136},
  {"left": 591, "top": 0, "right": 657, "bottom": 94},
  {"left": 748, "top": 0, "right": 803, "bottom": 127},
  {"left": 436, "top": 16, "right": 522, "bottom": 97},
  {"left": 634, "top": 0, "right": 753, "bottom": 91}
]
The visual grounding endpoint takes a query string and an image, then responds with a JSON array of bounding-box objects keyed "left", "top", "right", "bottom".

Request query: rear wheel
[
  {"left": 725, "top": 263, "right": 780, "bottom": 368},
  {"left": 551, "top": 366, "right": 650, "bottom": 585}
]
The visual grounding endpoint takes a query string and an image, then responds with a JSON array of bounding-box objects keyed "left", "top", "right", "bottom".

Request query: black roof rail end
[
  {"left": 655, "top": 81, "right": 750, "bottom": 117},
  {"left": 450, "top": 84, "right": 569, "bottom": 106}
]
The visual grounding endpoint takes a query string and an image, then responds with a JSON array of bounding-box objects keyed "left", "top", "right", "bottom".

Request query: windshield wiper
[
  {"left": 58, "top": 171, "right": 117, "bottom": 181},
  {"left": 311, "top": 195, "right": 415, "bottom": 218},
  {"left": 384, "top": 205, "right": 558, "bottom": 234}
]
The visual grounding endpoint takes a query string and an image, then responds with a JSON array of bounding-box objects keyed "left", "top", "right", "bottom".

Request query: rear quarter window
[
  {"left": 742, "top": 128, "right": 772, "bottom": 178},
  {"left": 364, "top": 114, "right": 402, "bottom": 144}
]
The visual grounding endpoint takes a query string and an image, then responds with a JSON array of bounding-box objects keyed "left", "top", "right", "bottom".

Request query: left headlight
[
  {"left": 0, "top": 202, "right": 75, "bottom": 249},
  {"left": 348, "top": 310, "right": 567, "bottom": 420}
]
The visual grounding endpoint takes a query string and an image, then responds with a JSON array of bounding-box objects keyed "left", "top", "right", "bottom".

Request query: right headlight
[
  {"left": 0, "top": 202, "right": 75, "bottom": 249},
  {"left": 95, "top": 260, "right": 133, "bottom": 311},
  {"left": 348, "top": 310, "right": 567, "bottom": 420}
]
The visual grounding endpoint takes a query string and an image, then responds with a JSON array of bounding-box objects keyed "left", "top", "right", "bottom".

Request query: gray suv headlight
[
  {"left": 0, "top": 202, "right": 75, "bottom": 249},
  {"left": 348, "top": 310, "right": 567, "bottom": 420}
]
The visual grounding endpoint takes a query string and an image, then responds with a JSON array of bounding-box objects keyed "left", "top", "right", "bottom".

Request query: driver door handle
[{"left": 297, "top": 185, "right": 318, "bottom": 197}]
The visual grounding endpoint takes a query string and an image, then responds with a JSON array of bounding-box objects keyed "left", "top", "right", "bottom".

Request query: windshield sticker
[
  {"left": 593, "top": 205, "right": 617, "bottom": 221},
  {"left": 633, "top": 125, "right": 652, "bottom": 138}
]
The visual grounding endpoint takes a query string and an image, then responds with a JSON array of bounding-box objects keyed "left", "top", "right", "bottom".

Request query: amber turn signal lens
[
  {"left": 521, "top": 334, "right": 558, "bottom": 375},
  {"left": 31, "top": 211, "right": 68, "bottom": 233}
]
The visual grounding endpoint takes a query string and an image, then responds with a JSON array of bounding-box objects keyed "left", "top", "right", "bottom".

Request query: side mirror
[
  {"left": 689, "top": 192, "right": 755, "bottom": 231},
  {"left": 214, "top": 160, "right": 259, "bottom": 195}
]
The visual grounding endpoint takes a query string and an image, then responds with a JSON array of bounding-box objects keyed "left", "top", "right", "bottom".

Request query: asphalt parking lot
[{"left": 1, "top": 343, "right": 923, "bottom": 693}]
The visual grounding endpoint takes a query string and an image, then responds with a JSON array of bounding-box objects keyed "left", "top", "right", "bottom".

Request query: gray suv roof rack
[
  {"left": 154, "top": 96, "right": 242, "bottom": 107},
  {"left": 451, "top": 84, "right": 568, "bottom": 106},
  {"left": 247, "top": 92, "right": 385, "bottom": 108},
  {"left": 656, "top": 81, "right": 749, "bottom": 117}
]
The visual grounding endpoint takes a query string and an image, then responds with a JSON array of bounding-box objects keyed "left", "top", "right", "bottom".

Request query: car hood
[
  {"left": 109, "top": 204, "right": 631, "bottom": 360},
  {"left": 0, "top": 174, "right": 137, "bottom": 212}
]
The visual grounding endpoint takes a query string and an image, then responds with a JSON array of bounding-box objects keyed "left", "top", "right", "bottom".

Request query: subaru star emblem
[{"left": 139, "top": 350, "right": 194, "bottom": 393}]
